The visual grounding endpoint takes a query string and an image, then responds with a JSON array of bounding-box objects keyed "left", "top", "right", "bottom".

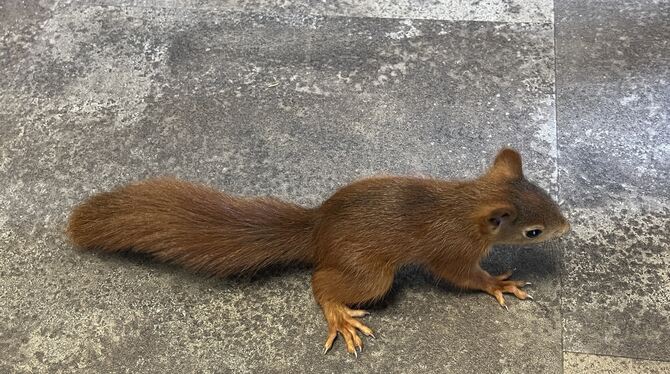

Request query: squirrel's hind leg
[{"left": 311, "top": 267, "right": 393, "bottom": 356}]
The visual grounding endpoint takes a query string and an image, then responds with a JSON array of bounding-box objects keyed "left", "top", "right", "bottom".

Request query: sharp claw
[
  {"left": 370, "top": 333, "right": 376, "bottom": 339},
  {"left": 503, "top": 304, "right": 509, "bottom": 311},
  {"left": 323, "top": 347, "right": 329, "bottom": 355},
  {"left": 358, "top": 346, "right": 362, "bottom": 352},
  {"left": 525, "top": 282, "right": 532, "bottom": 286},
  {"left": 353, "top": 350, "right": 358, "bottom": 358},
  {"left": 527, "top": 294, "right": 534, "bottom": 300}
]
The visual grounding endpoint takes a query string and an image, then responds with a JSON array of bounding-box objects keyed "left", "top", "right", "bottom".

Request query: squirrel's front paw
[
  {"left": 321, "top": 303, "right": 375, "bottom": 357},
  {"left": 484, "top": 271, "right": 533, "bottom": 310}
]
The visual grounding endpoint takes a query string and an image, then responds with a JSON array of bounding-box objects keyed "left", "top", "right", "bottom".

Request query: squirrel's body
[{"left": 67, "top": 149, "right": 570, "bottom": 355}]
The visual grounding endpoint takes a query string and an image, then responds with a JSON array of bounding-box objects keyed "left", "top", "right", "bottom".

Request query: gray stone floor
[{"left": 0, "top": 0, "right": 667, "bottom": 372}]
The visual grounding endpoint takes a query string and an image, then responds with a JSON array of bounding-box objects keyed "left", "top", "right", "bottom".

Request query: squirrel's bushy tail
[{"left": 66, "top": 177, "right": 316, "bottom": 276}]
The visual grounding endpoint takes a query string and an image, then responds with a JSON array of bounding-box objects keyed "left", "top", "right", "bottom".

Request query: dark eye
[{"left": 525, "top": 229, "right": 543, "bottom": 238}]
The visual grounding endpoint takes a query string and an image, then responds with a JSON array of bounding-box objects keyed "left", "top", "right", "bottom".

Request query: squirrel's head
[{"left": 475, "top": 148, "right": 570, "bottom": 245}]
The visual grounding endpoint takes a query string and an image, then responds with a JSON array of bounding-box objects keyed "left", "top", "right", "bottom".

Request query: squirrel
[{"left": 66, "top": 148, "right": 570, "bottom": 356}]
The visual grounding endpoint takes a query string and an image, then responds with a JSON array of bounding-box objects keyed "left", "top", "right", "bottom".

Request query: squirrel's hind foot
[{"left": 321, "top": 303, "right": 375, "bottom": 357}]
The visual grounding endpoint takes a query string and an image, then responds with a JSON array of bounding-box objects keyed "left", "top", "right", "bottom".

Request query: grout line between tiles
[{"left": 551, "top": 1, "right": 565, "bottom": 373}]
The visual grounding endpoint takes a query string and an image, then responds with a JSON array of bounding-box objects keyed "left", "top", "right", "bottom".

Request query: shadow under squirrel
[{"left": 67, "top": 148, "right": 570, "bottom": 356}]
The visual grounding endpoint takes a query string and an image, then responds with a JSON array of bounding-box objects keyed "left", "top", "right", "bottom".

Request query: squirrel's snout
[{"left": 559, "top": 221, "right": 571, "bottom": 235}]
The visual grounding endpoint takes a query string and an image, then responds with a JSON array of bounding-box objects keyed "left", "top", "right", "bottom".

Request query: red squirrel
[{"left": 67, "top": 148, "right": 570, "bottom": 356}]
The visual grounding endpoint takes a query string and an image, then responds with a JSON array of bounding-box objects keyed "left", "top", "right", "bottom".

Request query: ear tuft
[
  {"left": 477, "top": 203, "right": 517, "bottom": 235},
  {"left": 490, "top": 148, "right": 523, "bottom": 180}
]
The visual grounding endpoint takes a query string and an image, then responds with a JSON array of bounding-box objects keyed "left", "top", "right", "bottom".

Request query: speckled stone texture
[
  {"left": 0, "top": 2, "right": 562, "bottom": 373},
  {"left": 556, "top": 0, "right": 670, "bottom": 363},
  {"left": 83, "top": 0, "right": 554, "bottom": 23},
  {"left": 1, "top": 0, "right": 668, "bottom": 372}
]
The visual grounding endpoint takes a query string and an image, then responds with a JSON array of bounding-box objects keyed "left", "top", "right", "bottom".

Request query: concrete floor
[{"left": 1, "top": 0, "right": 668, "bottom": 372}]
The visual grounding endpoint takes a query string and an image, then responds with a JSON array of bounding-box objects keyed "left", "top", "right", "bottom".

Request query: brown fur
[
  {"left": 67, "top": 178, "right": 316, "bottom": 276},
  {"left": 66, "top": 148, "right": 570, "bottom": 354}
]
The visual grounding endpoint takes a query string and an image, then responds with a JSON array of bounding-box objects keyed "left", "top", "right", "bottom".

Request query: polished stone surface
[
  {"left": 1, "top": 0, "right": 668, "bottom": 372},
  {"left": 0, "top": 3, "right": 562, "bottom": 373},
  {"left": 556, "top": 0, "right": 670, "bottom": 362}
]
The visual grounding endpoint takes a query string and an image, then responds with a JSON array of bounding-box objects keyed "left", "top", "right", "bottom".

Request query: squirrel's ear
[
  {"left": 477, "top": 203, "right": 517, "bottom": 235},
  {"left": 489, "top": 148, "right": 523, "bottom": 180}
]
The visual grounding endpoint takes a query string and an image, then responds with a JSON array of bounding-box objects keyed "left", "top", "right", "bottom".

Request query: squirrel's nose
[{"left": 561, "top": 221, "right": 571, "bottom": 235}]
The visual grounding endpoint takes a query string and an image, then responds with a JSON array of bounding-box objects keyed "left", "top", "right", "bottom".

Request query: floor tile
[
  {"left": 0, "top": 5, "right": 560, "bottom": 372},
  {"left": 556, "top": 0, "right": 670, "bottom": 361}
]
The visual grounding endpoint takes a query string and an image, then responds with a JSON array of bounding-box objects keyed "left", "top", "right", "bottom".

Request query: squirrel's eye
[{"left": 525, "top": 229, "right": 543, "bottom": 238}]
